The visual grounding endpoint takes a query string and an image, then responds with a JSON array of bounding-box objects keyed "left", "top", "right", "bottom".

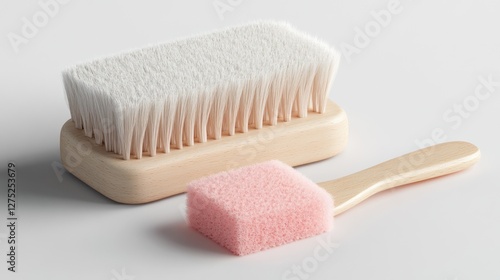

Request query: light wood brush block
[{"left": 60, "top": 100, "right": 348, "bottom": 204}]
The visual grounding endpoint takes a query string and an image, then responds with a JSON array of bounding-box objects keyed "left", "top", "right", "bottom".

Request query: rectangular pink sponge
[{"left": 187, "top": 160, "right": 334, "bottom": 255}]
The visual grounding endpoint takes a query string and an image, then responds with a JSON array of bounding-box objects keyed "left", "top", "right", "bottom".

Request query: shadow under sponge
[{"left": 187, "top": 160, "right": 334, "bottom": 255}]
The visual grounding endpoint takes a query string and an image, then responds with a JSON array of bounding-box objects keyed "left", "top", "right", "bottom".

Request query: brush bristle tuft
[{"left": 63, "top": 21, "right": 340, "bottom": 160}]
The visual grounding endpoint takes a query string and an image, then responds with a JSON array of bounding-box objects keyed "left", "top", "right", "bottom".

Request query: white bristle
[{"left": 62, "top": 21, "right": 340, "bottom": 160}]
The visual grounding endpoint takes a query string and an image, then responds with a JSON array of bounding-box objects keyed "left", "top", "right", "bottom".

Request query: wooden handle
[{"left": 318, "top": 141, "right": 480, "bottom": 216}]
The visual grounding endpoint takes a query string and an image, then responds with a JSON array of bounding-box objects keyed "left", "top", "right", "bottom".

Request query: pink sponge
[{"left": 187, "top": 160, "right": 334, "bottom": 255}]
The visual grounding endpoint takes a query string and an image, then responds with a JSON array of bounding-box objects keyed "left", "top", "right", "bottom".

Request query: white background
[{"left": 1, "top": 0, "right": 499, "bottom": 279}]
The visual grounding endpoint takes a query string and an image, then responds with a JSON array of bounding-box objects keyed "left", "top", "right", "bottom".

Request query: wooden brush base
[{"left": 60, "top": 100, "right": 348, "bottom": 204}]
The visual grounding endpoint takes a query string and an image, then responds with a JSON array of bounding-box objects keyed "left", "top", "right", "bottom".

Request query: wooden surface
[
  {"left": 318, "top": 141, "right": 480, "bottom": 216},
  {"left": 60, "top": 100, "right": 349, "bottom": 204}
]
